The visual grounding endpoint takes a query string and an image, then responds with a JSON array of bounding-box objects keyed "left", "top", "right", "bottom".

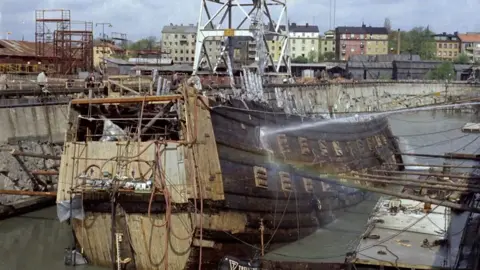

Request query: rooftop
[
  {"left": 0, "top": 40, "right": 54, "bottom": 57},
  {"left": 162, "top": 24, "right": 197, "bottom": 34},
  {"left": 354, "top": 198, "right": 469, "bottom": 269},
  {"left": 336, "top": 24, "right": 388, "bottom": 35},
  {"left": 458, "top": 33, "right": 480, "bottom": 43},
  {"left": 290, "top": 23, "right": 319, "bottom": 33}
]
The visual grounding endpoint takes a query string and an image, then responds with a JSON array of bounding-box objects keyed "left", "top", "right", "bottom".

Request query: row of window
[
  {"left": 437, "top": 43, "right": 459, "bottom": 49},
  {"left": 173, "top": 57, "right": 195, "bottom": 62},
  {"left": 341, "top": 33, "right": 386, "bottom": 40},
  {"left": 438, "top": 51, "right": 458, "bottom": 57}
]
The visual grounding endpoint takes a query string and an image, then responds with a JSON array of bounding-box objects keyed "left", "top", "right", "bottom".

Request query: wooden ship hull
[{"left": 55, "top": 86, "right": 403, "bottom": 269}]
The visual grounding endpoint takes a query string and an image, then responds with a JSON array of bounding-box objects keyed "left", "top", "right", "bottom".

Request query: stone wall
[{"left": 265, "top": 81, "right": 480, "bottom": 115}]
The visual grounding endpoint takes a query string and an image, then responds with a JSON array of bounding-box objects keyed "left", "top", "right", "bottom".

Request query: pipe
[
  {"left": 370, "top": 169, "right": 480, "bottom": 180},
  {"left": 340, "top": 175, "right": 480, "bottom": 193},
  {"left": 383, "top": 163, "right": 480, "bottom": 170},
  {"left": 357, "top": 173, "right": 480, "bottom": 189},
  {"left": 0, "top": 189, "right": 57, "bottom": 197},
  {"left": 10, "top": 149, "right": 61, "bottom": 160},
  {"left": 322, "top": 177, "right": 480, "bottom": 213},
  {"left": 400, "top": 152, "right": 480, "bottom": 161},
  {"left": 31, "top": 170, "right": 59, "bottom": 176}
]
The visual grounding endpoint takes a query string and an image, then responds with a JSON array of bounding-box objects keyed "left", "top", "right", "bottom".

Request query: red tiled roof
[
  {"left": 0, "top": 40, "right": 55, "bottom": 57},
  {"left": 458, "top": 33, "right": 480, "bottom": 43}
]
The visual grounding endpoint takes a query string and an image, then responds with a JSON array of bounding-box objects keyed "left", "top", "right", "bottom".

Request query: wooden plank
[
  {"left": 184, "top": 88, "right": 224, "bottom": 201},
  {"left": 71, "top": 95, "right": 182, "bottom": 105}
]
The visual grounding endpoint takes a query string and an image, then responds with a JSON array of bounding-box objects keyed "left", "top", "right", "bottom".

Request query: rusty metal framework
[
  {"left": 35, "top": 9, "right": 94, "bottom": 74},
  {"left": 111, "top": 32, "right": 128, "bottom": 48}
]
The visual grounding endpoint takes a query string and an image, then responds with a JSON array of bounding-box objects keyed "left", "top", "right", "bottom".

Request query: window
[
  {"left": 186, "top": 50, "right": 189, "bottom": 54},
  {"left": 175, "top": 34, "right": 178, "bottom": 38},
  {"left": 324, "top": 41, "right": 327, "bottom": 45},
  {"left": 175, "top": 50, "right": 178, "bottom": 54},
  {"left": 438, "top": 43, "right": 442, "bottom": 48},
  {"left": 180, "top": 50, "right": 183, "bottom": 53},
  {"left": 302, "top": 40, "right": 305, "bottom": 44},
  {"left": 360, "top": 34, "right": 364, "bottom": 39},
  {"left": 325, "top": 47, "right": 327, "bottom": 51},
  {"left": 302, "top": 47, "right": 305, "bottom": 51},
  {"left": 180, "top": 57, "right": 183, "bottom": 61},
  {"left": 292, "top": 39, "right": 296, "bottom": 44},
  {"left": 449, "top": 44, "right": 452, "bottom": 49},
  {"left": 454, "top": 44, "right": 458, "bottom": 49},
  {"left": 191, "top": 57, "right": 195, "bottom": 61},
  {"left": 311, "top": 40, "right": 315, "bottom": 44},
  {"left": 449, "top": 51, "right": 452, "bottom": 57},
  {"left": 342, "top": 34, "right": 346, "bottom": 39},
  {"left": 350, "top": 33, "right": 355, "bottom": 38},
  {"left": 292, "top": 54, "right": 296, "bottom": 58},
  {"left": 292, "top": 47, "right": 296, "bottom": 51},
  {"left": 174, "top": 57, "right": 178, "bottom": 61},
  {"left": 443, "top": 43, "right": 447, "bottom": 48}
]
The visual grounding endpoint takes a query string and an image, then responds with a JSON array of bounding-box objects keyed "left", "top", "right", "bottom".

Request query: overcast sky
[{"left": 0, "top": 0, "right": 479, "bottom": 41}]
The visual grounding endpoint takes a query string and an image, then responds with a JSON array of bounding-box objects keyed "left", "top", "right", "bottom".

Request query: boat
[{"left": 55, "top": 81, "right": 403, "bottom": 269}]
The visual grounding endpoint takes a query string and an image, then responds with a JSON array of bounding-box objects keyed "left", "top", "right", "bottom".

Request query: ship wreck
[{"left": 55, "top": 79, "right": 404, "bottom": 269}]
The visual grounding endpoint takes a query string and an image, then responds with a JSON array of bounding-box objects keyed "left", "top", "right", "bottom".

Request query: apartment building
[
  {"left": 335, "top": 24, "right": 388, "bottom": 61},
  {"left": 433, "top": 32, "right": 460, "bottom": 61},
  {"left": 458, "top": 33, "right": 480, "bottom": 63},
  {"left": 320, "top": 30, "right": 335, "bottom": 58},
  {"left": 289, "top": 23, "right": 320, "bottom": 61},
  {"left": 161, "top": 24, "right": 221, "bottom": 64}
]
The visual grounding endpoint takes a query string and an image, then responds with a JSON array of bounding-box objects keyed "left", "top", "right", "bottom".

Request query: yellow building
[
  {"left": 434, "top": 32, "right": 460, "bottom": 61},
  {"left": 365, "top": 32, "right": 389, "bottom": 55},
  {"left": 93, "top": 42, "right": 124, "bottom": 68}
]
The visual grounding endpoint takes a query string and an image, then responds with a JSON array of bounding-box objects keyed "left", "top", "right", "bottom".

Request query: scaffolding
[
  {"left": 193, "top": 0, "right": 291, "bottom": 78},
  {"left": 35, "top": 9, "right": 94, "bottom": 74}
]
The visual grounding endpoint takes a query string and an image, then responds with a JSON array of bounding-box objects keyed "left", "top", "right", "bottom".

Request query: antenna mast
[{"left": 192, "top": 0, "right": 291, "bottom": 78}]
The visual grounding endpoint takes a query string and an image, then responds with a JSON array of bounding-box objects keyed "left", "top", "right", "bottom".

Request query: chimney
[
  {"left": 291, "top": 23, "right": 297, "bottom": 28},
  {"left": 454, "top": 31, "right": 458, "bottom": 36},
  {"left": 306, "top": 23, "right": 309, "bottom": 27}
]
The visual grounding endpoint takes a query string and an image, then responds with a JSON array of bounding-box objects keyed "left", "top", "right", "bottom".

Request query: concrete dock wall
[
  {"left": 0, "top": 101, "right": 68, "bottom": 144},
  {"left": 265, "top": 82, "right": 480, "bottom": 115}
]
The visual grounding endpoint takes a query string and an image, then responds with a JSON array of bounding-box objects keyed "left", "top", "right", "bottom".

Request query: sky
[{"left": 0, "top": 0, "right": 479, "bottom": 41}]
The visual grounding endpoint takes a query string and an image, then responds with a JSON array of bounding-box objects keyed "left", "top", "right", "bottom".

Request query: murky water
[{"left": 0, "top": 110, "right": 478, "bottom": 269}]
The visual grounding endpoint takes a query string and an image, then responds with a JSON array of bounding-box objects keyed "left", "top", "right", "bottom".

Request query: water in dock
[{"left": 0, "top": 109, "right": 478, "bottom": 269}]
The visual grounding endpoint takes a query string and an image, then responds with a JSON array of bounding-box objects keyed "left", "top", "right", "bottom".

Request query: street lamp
[{"left": 95, "top": 23, "right": 113, "bottom": 75}]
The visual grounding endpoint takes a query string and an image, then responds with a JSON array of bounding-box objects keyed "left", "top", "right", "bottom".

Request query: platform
[{"left": 462, "top": 122, "right": 480, "bottom": 133}]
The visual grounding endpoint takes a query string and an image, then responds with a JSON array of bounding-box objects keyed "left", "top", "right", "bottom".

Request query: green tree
[
  {"left": 307, "top": 50, "right": 318, "bottom": 63},
  {"left": 293, "top": 55, "right": 308, "bottom": 63},
  {"left": 128, "top": 36, "right": 160, "bottom": 50},
  {"left": 324, "top": 51, "right": 335, "bottom": 61},
  {"left": 388, "top": 27, "right": 436, "bottom": 60},
  {"left": 427, "top": 62, "right": 455, "bottom": 80},
  {"left": 317, "top": 53, "right": 325, "bottom": 62},
  {"left": 454, "top": 53, "right": 470, "bottom": 64}
]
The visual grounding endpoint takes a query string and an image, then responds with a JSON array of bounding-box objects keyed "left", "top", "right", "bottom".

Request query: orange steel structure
[{"left": 35, "top": 9, "right": 94, "bottom": 74}]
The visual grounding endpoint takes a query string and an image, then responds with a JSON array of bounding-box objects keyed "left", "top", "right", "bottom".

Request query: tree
[
  {"left": 384, "top": 18, "right": 392, "bottom": 33},
  {"left": 388, "top": 27, "right": 436, "bottom": 60},
  {"left": 454, "top": 53, "right": 470, "bottom": 64},
  {"left": 307, "top": 50, "right": 318, "bottom": 63},
  {"left": 128, "top": 36, "right": 160, "bottom": 50},
  {"left": 324, "top": 51, "right": 335, "bottom": 61},
  {"left": 427, "top": 62, "right": 455, "bottom": 81},
  {"left": 317, "top": 53, "right": 325, "bottom": 62},
  {"left": 292, "top": 55, "right": 308, "bottom": 63}
]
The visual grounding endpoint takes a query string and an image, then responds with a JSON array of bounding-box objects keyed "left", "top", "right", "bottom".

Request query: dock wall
[
  {"left": 265, "top": 82, "right": 480, "bottom": 115},
  {"left": 0, "top": 99, "right": 69, "bottom": 144}
]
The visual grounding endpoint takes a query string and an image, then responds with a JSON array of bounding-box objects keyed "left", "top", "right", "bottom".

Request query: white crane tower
[{"left": 192, "top": 0, "right": 291, "bottom": 79}]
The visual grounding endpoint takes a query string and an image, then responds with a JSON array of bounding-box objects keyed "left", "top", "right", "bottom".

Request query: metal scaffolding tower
[{"left": 193, "top": 0, "right": 291, "bottom": 77}]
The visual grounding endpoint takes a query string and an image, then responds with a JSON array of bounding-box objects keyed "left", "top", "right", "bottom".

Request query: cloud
[{"left": 0, "top": 0, "right": 478, "bottom": 41}]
